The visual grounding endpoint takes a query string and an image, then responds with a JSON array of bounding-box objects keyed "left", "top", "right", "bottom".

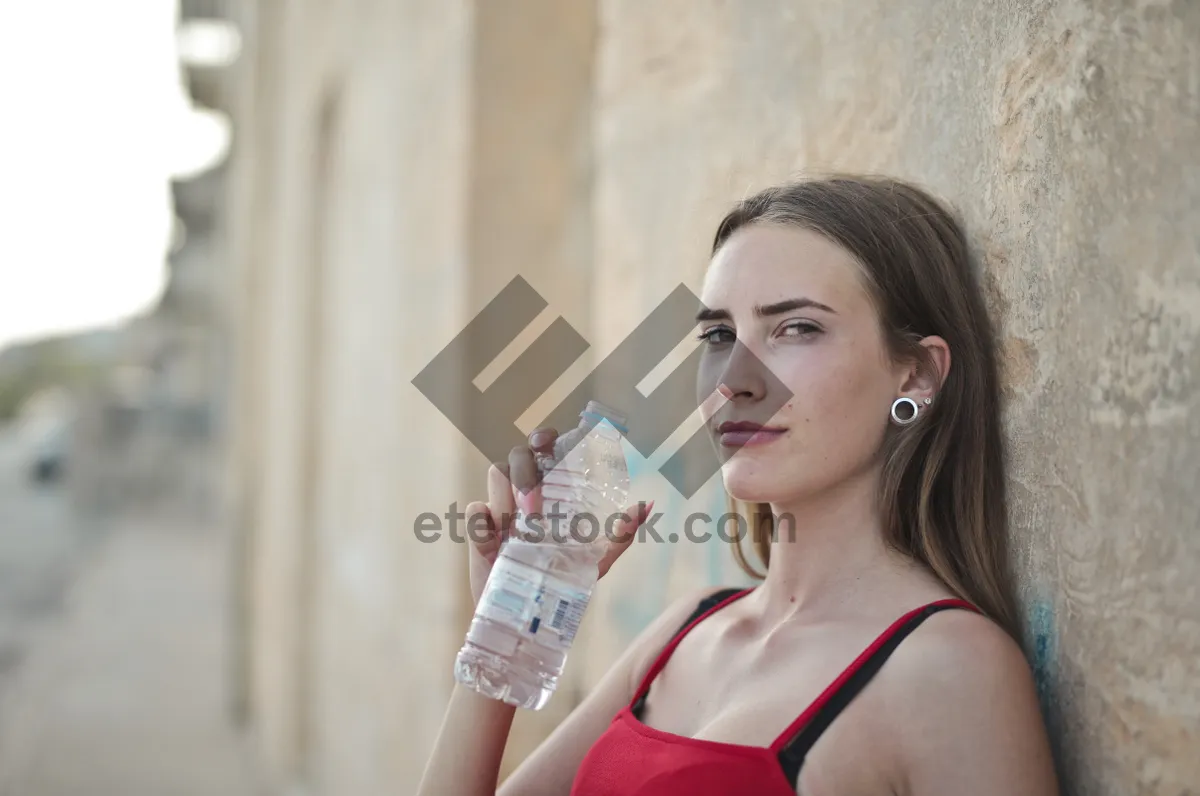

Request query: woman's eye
[
  {"left": 696, "top": 326, "right": 735, "bottom": 346},
  {"left": 779, "top": 321, "right": 821, "bottom": 338}
]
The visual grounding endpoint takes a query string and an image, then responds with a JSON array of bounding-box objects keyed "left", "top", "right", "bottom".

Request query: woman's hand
[
  {"left": 417, "top": 435, "right": 661, "bottom": 796},
  {"left": 463, "top": 426, "right": 651, "bottom": 607}
]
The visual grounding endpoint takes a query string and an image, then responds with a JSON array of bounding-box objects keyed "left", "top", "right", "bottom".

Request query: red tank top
[{"left": 569, "top": 588, "right": 980, "bottom": 795}]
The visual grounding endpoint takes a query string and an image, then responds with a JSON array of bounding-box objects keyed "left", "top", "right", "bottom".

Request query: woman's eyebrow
[{"left": 695, "top": 297, "right": 837, "bottom": 323}]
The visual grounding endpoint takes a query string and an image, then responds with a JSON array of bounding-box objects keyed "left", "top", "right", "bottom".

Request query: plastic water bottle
[{"left": 454, "top": 401, "right": 631, "bottom": 710}]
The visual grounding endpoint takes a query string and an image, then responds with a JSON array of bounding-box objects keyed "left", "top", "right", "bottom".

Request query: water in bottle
[{"left": 454, "top": 400, "right": 632, "bottom": 710}]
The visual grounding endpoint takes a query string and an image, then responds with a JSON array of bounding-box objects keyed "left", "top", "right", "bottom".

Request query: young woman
[{"left": 417, "top": 175, "right": 1061, "bottom": 796}]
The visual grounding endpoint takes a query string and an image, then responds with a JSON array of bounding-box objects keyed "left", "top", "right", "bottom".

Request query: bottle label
[{"left": 476, "top": 556, "right": 591, "bottom": 651}]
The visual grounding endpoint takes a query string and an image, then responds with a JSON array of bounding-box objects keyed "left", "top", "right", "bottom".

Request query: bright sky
[{"left": 0, "top": 1, "right": 231, "bottom": 352}]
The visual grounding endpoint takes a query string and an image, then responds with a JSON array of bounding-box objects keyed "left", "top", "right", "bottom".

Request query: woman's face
[{"left": 696, "top": 223, "right": 903, "bottom": 505}]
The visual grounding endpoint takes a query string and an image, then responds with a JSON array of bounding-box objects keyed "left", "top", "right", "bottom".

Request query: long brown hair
[{"left": 713, "top": 173, "right": 1020, "bottom": 639}]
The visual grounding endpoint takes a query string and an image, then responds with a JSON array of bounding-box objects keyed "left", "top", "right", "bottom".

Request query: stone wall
[
  {"left": 593, "top": 2, "right": 1200, "bottom": 790},
  {"left": 223, "top": 1, "right": 1199, "bottom": 794}
]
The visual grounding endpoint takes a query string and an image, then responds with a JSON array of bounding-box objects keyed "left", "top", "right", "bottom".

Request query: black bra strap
[
  {"left": 776, "top": 602, "right": 972, "bottom": 786},
  {"left": 672, "top": 588, "right": 747, "bottom": 638},
  {"left": 630, "top": 587, "right": 745, "bottom": 719}
]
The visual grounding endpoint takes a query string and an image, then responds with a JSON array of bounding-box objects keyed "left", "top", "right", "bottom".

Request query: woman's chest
[{"left": 637, "top": 633, "right": 903, "bottom": 795}]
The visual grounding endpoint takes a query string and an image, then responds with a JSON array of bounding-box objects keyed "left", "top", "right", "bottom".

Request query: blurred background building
[{"left": 0, "top": 1, "right": 1196, "bottom": 795}]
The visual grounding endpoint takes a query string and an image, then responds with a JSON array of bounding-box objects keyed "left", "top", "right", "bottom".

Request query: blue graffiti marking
[{"left": 1028, "top": 598, "right": 1057, "bottom": 709}]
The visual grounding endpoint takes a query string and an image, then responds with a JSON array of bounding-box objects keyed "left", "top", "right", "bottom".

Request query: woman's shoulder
[
  {"left": 636, "top": 584, "right": 748, "bottom": 641},
  {"left": 632, "top": 584, "right": 746, "bottom": 650},
  {"left": 662, "top": 584, "right": 751, "bottom": 632},
  {"left": 619, "top": 584, "right": 748, "bottom": 694},
  {"left": 880, "top": 603, "right": 1034, "bottom": 708},
  {"left": 877, "top": 606, "right": 1060, "bottom": 793},
  {"left": 886, "top": 604, "right": 1030, "bottom": 688}
]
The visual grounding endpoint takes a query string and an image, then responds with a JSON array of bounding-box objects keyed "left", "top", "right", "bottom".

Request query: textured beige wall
[
  {"left": 301, "top": 4, "right": 473, "bottom": 792},
  {"left": 588, "top": 1, "right": 1200, "bottom": 793},
  {"left": 224, "top": 0, "right": 1199, "bottom": 794},
  {"left": 225, "top": 1, "right": 471, "bottom": 793}
]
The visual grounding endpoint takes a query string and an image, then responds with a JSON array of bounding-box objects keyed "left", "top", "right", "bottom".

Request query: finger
[
  {"left": 598, "top": 500, "right": 653, "bottom": 578},
  {"left": 528, "top": 426, "right": 558, "bottom": 457},
  {"left": 464, "top": 500, "right": 502, "bottom": 560},
  {"left": 508, "top": 444, "right": 542, "bottom": 516},
  {"left": 487, "top": 461, "right": 515, "bottom": 532},
  {"left": 529, "top": 427, "right": 559, "bottom": 475}
]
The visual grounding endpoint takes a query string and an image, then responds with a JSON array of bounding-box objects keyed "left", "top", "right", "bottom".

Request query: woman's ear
[{"left": 897, "top": 335, "right": 950, "bottom": 401}]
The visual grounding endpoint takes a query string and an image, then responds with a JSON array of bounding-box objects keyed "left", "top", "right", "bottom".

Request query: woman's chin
[{"left": 720, "top": 464, "right": 785, "bottom": 504}]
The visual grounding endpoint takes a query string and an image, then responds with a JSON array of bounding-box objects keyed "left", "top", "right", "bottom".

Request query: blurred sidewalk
[{"left": 0, "top": 512, "right": 263, "bottom": 796}]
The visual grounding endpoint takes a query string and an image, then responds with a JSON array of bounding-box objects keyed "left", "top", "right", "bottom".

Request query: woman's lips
[
  {"left": 716, "top": 422, "right": 788, "bottom": 447},
  {"left": 720, "top": 429, "right": 787, "bottom": 446}
]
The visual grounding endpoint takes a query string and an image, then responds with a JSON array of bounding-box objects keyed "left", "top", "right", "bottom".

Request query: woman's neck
[{"left": 750, "top": 467, "right": 919, "bottom": 626}]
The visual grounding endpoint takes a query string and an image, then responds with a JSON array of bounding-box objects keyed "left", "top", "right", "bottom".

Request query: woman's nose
[{"left": 718, "top": 341, "right": 769, "bottom": 401}]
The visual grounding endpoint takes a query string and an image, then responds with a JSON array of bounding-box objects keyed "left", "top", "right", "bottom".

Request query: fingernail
[
  {"left": 530, "top": 429, "right": 554, "bottom": 447},
  {"left": 638, "top": 500, "right": 655, "bottom": 523}
]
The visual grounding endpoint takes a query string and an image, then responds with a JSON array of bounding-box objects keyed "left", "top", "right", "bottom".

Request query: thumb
[{"left": 598, "top": 500, "right": 654, "bottom": 578}]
